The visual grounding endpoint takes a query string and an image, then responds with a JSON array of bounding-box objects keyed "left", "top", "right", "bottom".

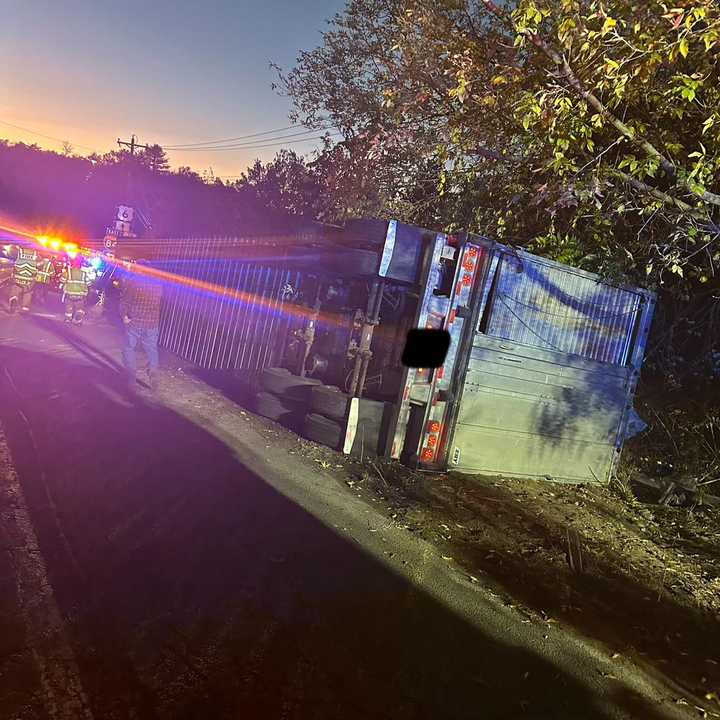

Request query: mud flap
[{"left": 342, "top": 397, "right": 359, "bottom": 455}]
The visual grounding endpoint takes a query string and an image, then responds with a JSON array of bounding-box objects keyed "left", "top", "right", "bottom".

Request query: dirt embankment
[{"left": 289, "top": 429, "right": 720, "bottom": 714}]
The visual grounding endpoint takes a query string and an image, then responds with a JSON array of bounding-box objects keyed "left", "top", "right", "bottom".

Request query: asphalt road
[{"left": 0, "top": 310, "right": 696, "bottom": 720}]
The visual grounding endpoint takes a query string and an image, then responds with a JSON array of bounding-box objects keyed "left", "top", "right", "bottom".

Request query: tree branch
[
  {"left": 478, "top": 0, "right": 720, "bottom": 208},
  {"left": 610, "top": 169, "right": 705, "bottom": 219}
]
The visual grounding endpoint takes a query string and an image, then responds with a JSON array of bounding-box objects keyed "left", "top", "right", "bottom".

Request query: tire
[
  {"left": 255, "top": 392, "right": 299, "bottom": 422},
  {"left": 259, "top": 367, "right": 321, "bottom": 402},
  {"left": 309, "top": 385, "right": 350, "bottom": 422},
  {"left": 303, "top": 413, "right": 344, "bottom": 449}
]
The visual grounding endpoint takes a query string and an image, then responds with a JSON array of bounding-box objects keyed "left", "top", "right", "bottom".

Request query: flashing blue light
[{"left": 89, "top": 256, "right": 103, "bottom": 270}]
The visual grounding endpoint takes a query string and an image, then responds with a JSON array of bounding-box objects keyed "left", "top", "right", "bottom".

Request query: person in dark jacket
[
  {"left": 34, "top": 255, "right": 56, "bottom": 307},
  {"left": 120, "top": 260, "right": 163, "bottom": 390}
]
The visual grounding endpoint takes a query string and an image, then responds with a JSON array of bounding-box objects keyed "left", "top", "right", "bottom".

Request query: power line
[
  {"left": 0, "top": 119, "right": 97, "bottom": 152},
  {"left": 164, "top": 132, "right": 342, "bottom": 153},
  {"left": 163, "top": 122, "right": 335, "bottom": 149},
  {"left": 164, "top": 127, "right": 334, "bottom": 151}
]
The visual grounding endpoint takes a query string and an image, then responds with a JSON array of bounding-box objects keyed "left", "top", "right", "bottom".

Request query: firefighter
[
  {"left": 8, "top": 245, "right": 38, "bottom": 314},
  {"left": 34, "top": 254, "right": 55, "bottom": 306},
  {"left": 0, "top": 244, "right": 14, "bottom": 289},
  {"left": 60, "top": 256, "right": 89, "bottom": 324}
]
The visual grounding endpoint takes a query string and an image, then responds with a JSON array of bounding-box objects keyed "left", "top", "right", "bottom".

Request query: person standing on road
[
  {"left": 0, "top": 244, "right": 14, "bottom": 290},
  {"left": 35, "top": 254, "right": 55, "bottom": 307},
  {"left": 120, "top": 260, "right": 164, "bottom": 391},
  {"left": 60, "top": 256, "right": 90, "bottom": 324},
  {"left": 9, "top": 245, "right": 38, "bottom": 314}
]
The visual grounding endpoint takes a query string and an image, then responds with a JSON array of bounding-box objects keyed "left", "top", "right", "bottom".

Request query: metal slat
[
  {"left": 259, "top": 268, "right": 286, "bottom": 369},
  {"left": 174, "top": 238, "right": 197, "bottom": 360},
  {"left": 227, "top": 263, "right": 250, "bottom": 369},
  {"left": 198, "top": 247, "right": 223, "bottom": 368},
  {"left": 208, "top": 252, "right": 235, "bottom": 368},
  {"left": 183, "top": 236, "right": 211, "bottom": 364},
  {"left": 488, "top": 253, "right": 642, "bottom": 366},
  {"left": 235, "top": 265, "right": 263, "bottom": 369},
  {"left": 194, "top": 244, "right": 212, "bottom": 367},
  {"left": 162, "top": 238, "right": 186, "bottom": 354}
]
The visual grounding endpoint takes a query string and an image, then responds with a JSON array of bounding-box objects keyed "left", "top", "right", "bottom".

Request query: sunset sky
[{"left": 0, "top": 0, "right": 343, "bottom": 178}]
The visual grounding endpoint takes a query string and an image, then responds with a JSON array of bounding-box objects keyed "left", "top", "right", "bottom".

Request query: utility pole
[{"left": 117, "top": 134, "right": 150, "bottom": 155}]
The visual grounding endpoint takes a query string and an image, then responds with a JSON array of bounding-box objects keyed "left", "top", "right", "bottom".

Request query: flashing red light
[
  {"left": 462, "top": 258, "right": 475, "bottom": 272},
  {"left": 421, "top": 448, "right": 435, "bottom": 461},
  {"left": 462, "top": 273, "right": 473, "bottom": 286},
  {"left": 468, "top": 247, "right": 478, "bottom": 258},
  {"left": 428, "top": 421, "right": 441, "bottom": 433},
  {"left": 36, "top": 235, "right": 50, "bottom": 247},
  {"left": 49, "top": 239, "right": 61, "bottom": 250},
  {"left": 427, "top": 435, "right": 438, "bottom": 448}
]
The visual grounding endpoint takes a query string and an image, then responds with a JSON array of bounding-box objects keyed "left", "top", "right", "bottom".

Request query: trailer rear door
[{"left": 448, "top": 248, "right": 654, "bottom": 483}]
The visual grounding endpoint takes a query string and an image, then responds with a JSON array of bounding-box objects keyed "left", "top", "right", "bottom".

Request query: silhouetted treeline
[{"left": 0, "top": 140, "right": 300, "bottom": 239}]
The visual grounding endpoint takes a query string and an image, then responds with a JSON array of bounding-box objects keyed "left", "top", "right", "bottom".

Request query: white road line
[{"left": 0, "top": 425, "right": 94, "bottom": 720}]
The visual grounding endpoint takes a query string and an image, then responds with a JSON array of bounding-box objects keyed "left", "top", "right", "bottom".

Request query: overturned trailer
[{"left": 109, "top": 220, "right": 654, "bottom": 484}]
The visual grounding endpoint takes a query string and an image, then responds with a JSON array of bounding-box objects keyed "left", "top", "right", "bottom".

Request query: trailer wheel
[
  {"left": 303, "top": 413, "right": 344, "bottom": 450},
  {"left": 260, "top": 367, "right": 321, "bottom": 401},
  {"left": 309, "top": 385, "right": 350, "bottom": 421},
  {"left": 254, "top": 392, "right": 300, "bottom": 421}
]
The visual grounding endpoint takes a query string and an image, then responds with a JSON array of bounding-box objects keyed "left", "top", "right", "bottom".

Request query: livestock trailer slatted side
[{"left": 156, "top": 237, "right": 302, "bottom": 370}]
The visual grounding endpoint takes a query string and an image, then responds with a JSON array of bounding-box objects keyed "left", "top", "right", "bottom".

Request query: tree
[
  {"left": 283, "top": 0, "right": 720, "bottom": 380},
  {"left": 0, "top": 140, "right": 298, "bottom": 239},
  {"left": 138, "top": 144, "right": 170, "bottom": 173},
  {"left": 239, "top": 150, "right": 322, "bottom": 217}
]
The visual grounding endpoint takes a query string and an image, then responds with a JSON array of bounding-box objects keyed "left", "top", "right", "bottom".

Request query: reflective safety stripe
[
  {"left": 36, "top": 261, "right": 54, "bottom": 283},
  {"left": 14, "top": 250, "right": 37, "bottom": 283},
  {"left": 63, "top": 268, "right": 88, "bottom": 297}
]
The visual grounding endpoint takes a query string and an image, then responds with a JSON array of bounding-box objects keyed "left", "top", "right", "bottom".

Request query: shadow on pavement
[
  {"left": 0, "top": 342, "right": 679, "bottom": 720},
  {"left": 405, "top": 473, "right": 720, "bottom": 704},
  {"left": 29, "top": 314, "right": 126, "bottom": 375}
]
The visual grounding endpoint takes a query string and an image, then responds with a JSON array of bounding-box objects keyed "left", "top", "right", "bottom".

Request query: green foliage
[{"left": 282, "top": 0, "right": 720, "bottom": 381}]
